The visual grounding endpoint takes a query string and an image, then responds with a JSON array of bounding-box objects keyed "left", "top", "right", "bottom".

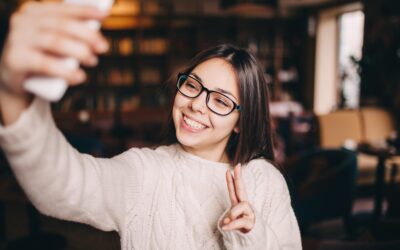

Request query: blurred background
[{"left": 0, "top": 0, "right": 400, "bottom": 249}]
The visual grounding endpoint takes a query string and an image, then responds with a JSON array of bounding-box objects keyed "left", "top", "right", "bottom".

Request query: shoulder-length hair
[{"left": 163, "top": 44, "right": 275, "bottom": 165}]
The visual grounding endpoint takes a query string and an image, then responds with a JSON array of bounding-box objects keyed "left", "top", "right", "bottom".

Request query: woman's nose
[{"left": 190, "top": 91, "right": 208, "bottom": 114}]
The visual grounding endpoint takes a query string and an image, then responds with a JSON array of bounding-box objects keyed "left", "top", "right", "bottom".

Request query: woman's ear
[{"left": 233, "top": 118, "right": 240, "bottom": 133}]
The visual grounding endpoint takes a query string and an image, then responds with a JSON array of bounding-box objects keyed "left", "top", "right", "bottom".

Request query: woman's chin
[{"left": 176, "top": 133, "right": 201, "bottom": 149}]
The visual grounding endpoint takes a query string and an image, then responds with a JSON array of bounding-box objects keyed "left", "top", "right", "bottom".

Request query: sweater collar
[{"left": 174, "top": 144, "right": 232, "bottom": 169}]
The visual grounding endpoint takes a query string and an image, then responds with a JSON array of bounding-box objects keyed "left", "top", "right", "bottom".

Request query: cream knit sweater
[{"left": 0, "top": 98, "right": 301, "bottom": 250}]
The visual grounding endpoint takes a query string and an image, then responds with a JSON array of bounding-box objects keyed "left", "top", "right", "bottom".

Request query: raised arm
[
  {"left": 0, "top": 2, "right": 139, "bottom": 232},
  {"left": 0, "top": 96, "right": 148, "bottom": 232}
]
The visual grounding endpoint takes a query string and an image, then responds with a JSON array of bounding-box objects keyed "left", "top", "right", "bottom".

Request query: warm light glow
[
  {"left": 223, "top": 3, "right": 275, "bottom": 18},
  {"left": 102, "top": 17, "right": 154, "bottom": 29},
  {"left": 103, "top": 1, "right": 148, "bottom": 29},
  {"left": 109, "top": 1, "right": 140, "bottom": 16}
]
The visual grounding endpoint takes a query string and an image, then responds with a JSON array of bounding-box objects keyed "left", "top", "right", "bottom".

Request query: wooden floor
[
  {"left": 0, "top": 197, "right": 387, "bottom": 250},
  {"left": 0, "top": 203, "right": 120, "bottom": 250}
]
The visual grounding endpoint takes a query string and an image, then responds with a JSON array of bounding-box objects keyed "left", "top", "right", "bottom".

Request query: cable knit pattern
[{"left": 0, "top": 97, "right": 301, "bottom": 250}]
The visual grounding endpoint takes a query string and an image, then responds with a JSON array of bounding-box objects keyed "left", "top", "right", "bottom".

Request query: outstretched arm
[
  {"left": 0, "top": 96, "right": 145, "bottom": 232},
  {"left": 0, "top": 2, "right": 139, "bottom": 232}
]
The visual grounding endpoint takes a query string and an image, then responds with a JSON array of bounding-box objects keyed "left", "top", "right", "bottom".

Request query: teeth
[{"left": 183, "top": 115, "right": 206, "bottom": 130}]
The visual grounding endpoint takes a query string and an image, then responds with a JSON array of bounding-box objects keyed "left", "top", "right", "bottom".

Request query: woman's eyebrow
[
  {"left": 216, "top": 88, "right": 238, "bottom": 102},
  {"left": 190, "top": 73, "right": 203, "bottom": 83}
]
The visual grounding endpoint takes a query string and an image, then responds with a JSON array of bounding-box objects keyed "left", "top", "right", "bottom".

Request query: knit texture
[{"left": 0, "top": 97, "right": 301, "bottom": 249}]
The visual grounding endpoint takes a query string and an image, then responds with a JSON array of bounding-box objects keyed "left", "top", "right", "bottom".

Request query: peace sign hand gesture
[{"left": 221, "top": 164, "right": 255, "bottom": 234}]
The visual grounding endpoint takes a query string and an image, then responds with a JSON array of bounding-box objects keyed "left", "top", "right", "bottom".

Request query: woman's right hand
[{"left": 0, "top": 1, "right": 109, "bottom": 95}]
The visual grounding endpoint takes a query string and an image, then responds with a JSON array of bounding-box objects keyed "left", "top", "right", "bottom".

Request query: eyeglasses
[{"left": 176, "top": 73, "right": 241, "bottom": 116}]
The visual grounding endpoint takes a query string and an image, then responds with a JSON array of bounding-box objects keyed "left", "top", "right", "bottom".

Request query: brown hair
[{"left": 163, "top": 44, "right": 275, "bottom": 165}]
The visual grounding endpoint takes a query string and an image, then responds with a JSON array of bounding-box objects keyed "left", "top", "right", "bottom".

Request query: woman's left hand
[{"left": 221, "top": 164, "right": 255, "bottom": 234}]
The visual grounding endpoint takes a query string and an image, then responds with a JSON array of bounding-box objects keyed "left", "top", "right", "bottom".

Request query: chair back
[
  {"left": 360, "top": 107, "right": 396, "bottom": 144},
  {"left": 317, "top": 110, "right": 363, "bottom": 148}
]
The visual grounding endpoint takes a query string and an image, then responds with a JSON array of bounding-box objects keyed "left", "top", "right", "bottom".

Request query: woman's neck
[{"left": 180, "top": 144, "right": 230, "bottom": 164}]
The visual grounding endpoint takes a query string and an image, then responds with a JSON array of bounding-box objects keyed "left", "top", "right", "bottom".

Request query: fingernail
[
  {"left": 86, "top": 20, "right": 101, "bottom": 31},
  {"left": 75, "top": 71, "right": 86, "bottom": 82},
  {"left": 64, "top": 58, "right": 79, "bottom": 71},
  {"left": 88, "top": 57, "right": 98, "bottom": 66},
  {"left": 97, "top": 41, "right": 109, "bottom": 53},
  {"left": 222, "top": 226, "right": 227, "bottom": 230},
  {"left": 100, "top": 11, "right": 109, "bottom": 17}
]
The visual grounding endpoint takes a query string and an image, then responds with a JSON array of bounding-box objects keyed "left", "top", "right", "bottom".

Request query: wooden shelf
[
  {"left": 54, "top": 108, "right": 168, "bottom": 130},
  {"left": 99, "top": 54, "right": 168, "bottom": 62},
  {"left": 52, "top": 10, "right": 305, "bottom": 147}
]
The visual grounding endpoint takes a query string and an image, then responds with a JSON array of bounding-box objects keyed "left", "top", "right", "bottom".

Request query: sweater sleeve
[
  {"left": 218, "top": 166, "right": 302, "bottom": 250},
  {"left": 0, "top": 97, "right": 145, "bottom": 232}
]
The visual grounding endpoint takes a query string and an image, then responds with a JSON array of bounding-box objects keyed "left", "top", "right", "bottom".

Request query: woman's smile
[{"left": 181, "top": 113, "right": 209, "bottom": 132}]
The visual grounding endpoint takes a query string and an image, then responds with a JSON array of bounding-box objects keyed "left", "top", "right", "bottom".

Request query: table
[{"left": 358, "top": 143, "right": 398, "bottom": 220}]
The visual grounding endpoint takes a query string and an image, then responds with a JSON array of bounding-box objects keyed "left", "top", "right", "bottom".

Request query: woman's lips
[{"left": 181, "top": 114, "right": 208, "bottom": 132}]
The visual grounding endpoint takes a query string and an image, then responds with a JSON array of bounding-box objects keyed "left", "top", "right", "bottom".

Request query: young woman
[{"left": 0, "top": 2, "right": 301, "bottom": 249}]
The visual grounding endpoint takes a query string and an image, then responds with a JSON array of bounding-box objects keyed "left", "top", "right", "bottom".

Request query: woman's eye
[
  {"left": 216, "top": 98, "right": 229, "bottom": 107},
  {"left": 187, "top": 83, "right": 197, "bottom": 89}
]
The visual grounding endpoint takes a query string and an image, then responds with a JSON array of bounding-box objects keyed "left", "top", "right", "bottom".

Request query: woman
[{"left": 0, "top": 2, "right": 301, "bottom": 249}]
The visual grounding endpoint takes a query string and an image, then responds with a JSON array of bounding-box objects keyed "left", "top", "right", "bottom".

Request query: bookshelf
[{"left": 52, "top": 1, "right": 305, "bottom": 153}]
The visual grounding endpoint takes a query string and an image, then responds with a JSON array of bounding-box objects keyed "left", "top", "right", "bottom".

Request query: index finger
[
  {"left": 226, "top": 170, "right": 239, "bottom": 206},
  {"left": 233, "top": 164, "right": 248, "bottom": 202}
]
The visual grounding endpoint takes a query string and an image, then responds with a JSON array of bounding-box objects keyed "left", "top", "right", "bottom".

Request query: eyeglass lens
[{"left": 178, "top": 75, "right": 235, "bottom": 115}]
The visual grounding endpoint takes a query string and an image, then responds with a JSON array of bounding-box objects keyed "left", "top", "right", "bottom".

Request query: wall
[{"left": 360, "top": 0, "right": 400, "bottom": 109}]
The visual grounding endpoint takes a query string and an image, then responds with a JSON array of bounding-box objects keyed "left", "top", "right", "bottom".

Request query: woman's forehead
[{"left": 191, "top": 58, "right": 238, "bottom": 93}]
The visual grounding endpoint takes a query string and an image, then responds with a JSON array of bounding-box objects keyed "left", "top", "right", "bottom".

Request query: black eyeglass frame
[{"left": 176, "top": 73, "right": 241, "bottom": 116}]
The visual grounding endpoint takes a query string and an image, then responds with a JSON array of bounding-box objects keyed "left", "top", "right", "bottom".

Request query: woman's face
[{"left": 172, "top": 58, "right": 240, "bottom": 160}]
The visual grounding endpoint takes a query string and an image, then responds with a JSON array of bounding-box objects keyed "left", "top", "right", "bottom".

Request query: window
[
  {"left": 314, "top": 3, "right": 364, "bottom": 115},
  {"left": 338, "top": 11, "right": 364, "bottom": 109}
]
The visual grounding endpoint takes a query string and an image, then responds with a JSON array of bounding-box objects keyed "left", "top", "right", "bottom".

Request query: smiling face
[{"left": 172, "top": 58, "right": 241, "bottom": 162}]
